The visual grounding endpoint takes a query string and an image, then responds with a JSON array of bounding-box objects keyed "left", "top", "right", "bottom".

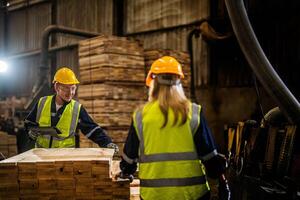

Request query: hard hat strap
[{"left": 157, "top": 76, "right": 181, "bottom": 85}]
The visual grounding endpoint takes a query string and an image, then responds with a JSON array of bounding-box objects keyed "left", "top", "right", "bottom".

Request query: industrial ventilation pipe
[{"left": 224, "top": 0, "right": 300, "bottom": 123}]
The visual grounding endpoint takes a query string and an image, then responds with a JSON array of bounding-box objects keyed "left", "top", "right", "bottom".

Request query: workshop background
[{"left": 0, "top": 0, "right": 299, "bottom": 199}]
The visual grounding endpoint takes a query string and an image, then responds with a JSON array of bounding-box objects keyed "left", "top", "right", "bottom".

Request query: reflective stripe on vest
[
  {"left": 134, "top": 102, "right": 210, "bottom": 199},
  {"left": 36, "top": 96, "right": 80, "bottom": 148},
  {"left": 135, "top": 103, "right": 200, "bottom": 163},
  {"left": 141, "top": 176, "right": 207, "bottom": 187}
]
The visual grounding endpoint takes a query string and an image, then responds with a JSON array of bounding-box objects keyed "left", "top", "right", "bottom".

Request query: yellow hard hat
[
  {"left": 53, "top": 67, "right": 79, "bottom": 84},
  {"left": 146, "top": 56, "right": 184, "bottom": 87}
]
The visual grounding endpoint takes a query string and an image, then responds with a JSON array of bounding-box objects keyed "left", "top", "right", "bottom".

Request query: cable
[{"left": 253, "top": 73, "right": 266, "bottom": 121}]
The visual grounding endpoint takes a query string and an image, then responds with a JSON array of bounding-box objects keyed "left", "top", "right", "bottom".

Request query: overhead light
[{"left": 0, "top": 60, "right": 8, "bottom": 73}]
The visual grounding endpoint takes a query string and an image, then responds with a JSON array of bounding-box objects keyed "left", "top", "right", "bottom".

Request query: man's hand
[
  {"left": 219, "top": 174, "right": 231, "bottom": 200},
  {"left": 106, "top": 143, "right": 119, "bottom": 154},
  {"left": 28, "top": 129, "right": 39, "bottom": 140}
]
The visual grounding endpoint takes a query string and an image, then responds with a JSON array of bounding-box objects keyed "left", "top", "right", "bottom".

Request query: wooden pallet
[
  {"left": 0, "top": 148, "right": 131, "bottom": 199},
  {"left": 78, "top": 82, "right": 147, "bottom": 100}
]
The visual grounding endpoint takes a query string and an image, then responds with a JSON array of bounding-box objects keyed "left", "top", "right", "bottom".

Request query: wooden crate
[
  {"left": 0, "top": 131, "right": 17, "bottom": 159},
  {"left": 0, "top": 148, "right": 130, "bottom": 199}
]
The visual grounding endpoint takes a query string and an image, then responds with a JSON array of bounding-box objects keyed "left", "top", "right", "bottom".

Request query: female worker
[{"left": 119, "top": 56, "right": 230, "bottom": 200}]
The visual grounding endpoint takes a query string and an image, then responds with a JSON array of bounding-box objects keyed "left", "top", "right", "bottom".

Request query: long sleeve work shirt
[
  {"left": 120, "top": 108, "right": 224, "bottom": 177},
  {"left": 24, "top": 95, "right": 112, "bottom": 147}
]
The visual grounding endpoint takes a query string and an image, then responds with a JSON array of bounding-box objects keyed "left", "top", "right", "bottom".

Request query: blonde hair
[{"left": 148, "top": 74, "right": 189, "bottom": 128}]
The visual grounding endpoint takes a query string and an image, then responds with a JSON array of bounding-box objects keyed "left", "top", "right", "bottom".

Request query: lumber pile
[
  {"left": 0, "top": 131, "right": 17, "bottom": 159},
  {"left": 78, "top": 35, "right": 147, "bottom": 155},
  {"left": 79, "top": 35, "right": 145, "bottom": 84},
  {"left": 0, "top": 148, "right": 131, "bottom": 199},
  {"left": 144, "top": 49, "right": 191, "bottom": 97}
]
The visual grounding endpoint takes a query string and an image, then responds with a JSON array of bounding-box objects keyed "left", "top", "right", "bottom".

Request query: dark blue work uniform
[{"left": 24, "top": 95, "right": 112, "bottom": 147}]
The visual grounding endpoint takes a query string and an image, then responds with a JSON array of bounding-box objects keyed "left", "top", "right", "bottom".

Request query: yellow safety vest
[
  {"left": 35, "top": 95, "right": 81, "bottom": 148},
  {"left": 133, "top": 101, "right": 210, "bottom": 200}
]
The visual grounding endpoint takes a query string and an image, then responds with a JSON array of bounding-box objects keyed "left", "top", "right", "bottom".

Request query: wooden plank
[
  {"left": 56, "top": 178, "right": 74, "bottom": 190},
  {"left": 73, "top": 161, "right": 92, "bottom": 178},
  {"left": 90, "top": 113, "right": 132, "bottom": 127},
  {"left": 80, "top": 99, "right": 145, "bottom": 114},
  {"left": 79, "top": 35, "right": 144, "bottom": 57},
  {"left": 79, "top": 53, "right": 144, "bottom": 69},
  {"left": 0, "top": 148, "right": 129, "bottom": 199},
  {"left": 36, "top": 161, "right": 55, "bottom": 179},
  {"left": 38, "top": 178, "right": 57, "bottom": 194},
  {"left": 0, "top": 163, "right": 19, "bottom": 197},
  {"left": 18, "top": 162, "right": 37, "bottom": 180},
  {"left": 80, "top": 66, "right": 145, "bottom": 84},
  {"left": 78, "top": 83, "right": 147, "bottom": 100},
  {"left": 55, "top": 161, "right": 73, "bottom": 178}
]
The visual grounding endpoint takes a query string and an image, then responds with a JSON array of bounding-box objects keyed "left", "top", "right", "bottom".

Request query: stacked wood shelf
[{"left": 78, "top": 35, "right": 147, "bottom": 155}]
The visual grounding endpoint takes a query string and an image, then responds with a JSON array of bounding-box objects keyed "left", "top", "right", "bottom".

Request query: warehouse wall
[
  {"left": 125, "top": 0, "right": 210, "bottom": 86},
  {"left": 0, "top": 11, "right": 4, "bottom": 56},
  {"left": 1, "top": 0, "right": 114, "bottom": 97},
  {"left": 122, "top": 0, "right": 284, "bottom": 150},
  {"left": 1, "top": 0, "right": 296, "bottom": 152}
]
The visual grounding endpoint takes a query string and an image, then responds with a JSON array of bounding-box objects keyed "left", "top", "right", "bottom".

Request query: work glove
[
  {"left": 116, "top": 172, "right": 134, "bottom": 182},
  {"left": 218, "top": 174, "right": 231, "bottom": 200},
  {"left": 28, "top": 129, "right": 39, "bottom": 141},
  {"left": 106, "top": 142, "right": 119, "bottom": 154}
]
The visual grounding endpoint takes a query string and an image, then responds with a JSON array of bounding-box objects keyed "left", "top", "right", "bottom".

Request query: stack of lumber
[
  {"left": 144, "top": 49, "right": 191, "bottom": 97},
  {"left": 78, "top": 35, "right": 147, "bottom": 155},
  {"left": 0, "top": 148, "right": 131, "bottom": 199},
  {"left": 0, "top": 131, "right": 17, "bottom": 159},
  {"left": 79, "top": 35, "right": 145, "bottom": 84},
  {"left": 112, "top": 160, "right": 140, "bottom": 200}
]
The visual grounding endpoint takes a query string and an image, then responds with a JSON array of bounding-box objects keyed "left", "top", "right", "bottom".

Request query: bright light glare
[{"left": 0, "top": 60, "right": 8, "bottom": 73}]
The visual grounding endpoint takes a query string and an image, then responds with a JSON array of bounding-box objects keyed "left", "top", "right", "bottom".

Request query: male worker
[
  {"left": 119, "top": 56, "right": 230, "bottom": 200},
  {"left": 25, "top": 67, "right": 118, "bottom": 152}
]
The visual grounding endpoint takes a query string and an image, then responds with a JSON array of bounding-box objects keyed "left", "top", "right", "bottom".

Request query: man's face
[{"left": 56, "top": 83, "right": 77, "bottom": 102}]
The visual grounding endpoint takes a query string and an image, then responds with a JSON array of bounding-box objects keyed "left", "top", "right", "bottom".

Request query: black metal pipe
[
  {"left": 187, "top": 28, "right": 201, "bottom": 102},
  {"left": 6, "top": 0, "right": 49, "bottom": 12},
  {"left": 2, "top": 43, "right": 78, "bottom": 60},
  {"left": 40, "top": 25, "right": 100, "bottom": 80},
  {"left": 36, "top": 25, "right": 100, "bottom": 90},
  {"left": 0, "top": 0, "right": 8, "bottom": 56},
  {"left": 224, "top": 0, "right": 300, "bottom": 123}
]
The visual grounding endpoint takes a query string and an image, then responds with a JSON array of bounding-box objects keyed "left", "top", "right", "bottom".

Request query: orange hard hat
[
  {"left": 146, "top": 56, "right": 184, "bottom": 87},
  {"left": 53, "top": 67, "right": 79, "bottom": 84}
]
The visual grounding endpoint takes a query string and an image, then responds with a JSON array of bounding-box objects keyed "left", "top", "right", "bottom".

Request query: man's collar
[{"left": 53, "top": 94, "right": 71, "bottom": 106}]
